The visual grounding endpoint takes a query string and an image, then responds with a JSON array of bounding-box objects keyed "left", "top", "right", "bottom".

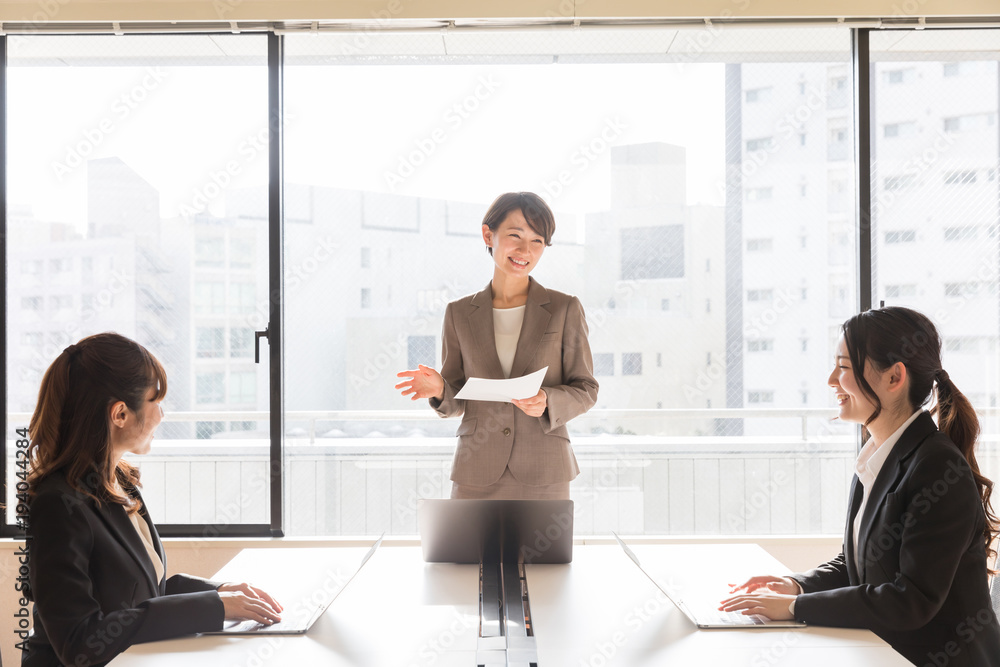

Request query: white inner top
[
  {"left": 493, "top": 305, "right": 526, "bottom": 379},
  {"left": 128, "top": 509, "right": 165, "bottom": 584},
  {"left": 852, "top": 409, "right": 923, "bottom": 573}
]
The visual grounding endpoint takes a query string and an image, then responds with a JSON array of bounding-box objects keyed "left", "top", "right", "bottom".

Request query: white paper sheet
[{"left": 454, "top": 366, "right": 548, "bottom": 402}]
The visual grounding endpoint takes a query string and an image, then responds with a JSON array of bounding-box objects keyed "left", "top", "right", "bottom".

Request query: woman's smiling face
[
  {"left": 828, "top": 336, "right": 878, "bottom": 425},
  {"left": 483, "top": 208, "right": 546, "bottom": 278}
]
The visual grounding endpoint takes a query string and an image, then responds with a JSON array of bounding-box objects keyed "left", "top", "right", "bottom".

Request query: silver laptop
[
  {"left": 418, "top": 499, "right": 574, "bottom": 564},
  {"left": 612, "top": 532, "right": 805, "bottom": 629},
  {"left": 206, "top": 533, "right": 384, "bottom": 635}
]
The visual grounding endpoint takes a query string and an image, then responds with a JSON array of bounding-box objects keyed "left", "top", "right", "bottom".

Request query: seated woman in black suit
[
  {"left": 722, "top": 307, "right": 1000, "bottom": 666},
  {"left": 23, "top": 333, "right": 282, "bottom": 667}
]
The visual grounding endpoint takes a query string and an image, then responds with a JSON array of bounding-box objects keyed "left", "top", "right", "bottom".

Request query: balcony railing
[{"left": 8, "top": 408, "right": 999, "bottom": 538}]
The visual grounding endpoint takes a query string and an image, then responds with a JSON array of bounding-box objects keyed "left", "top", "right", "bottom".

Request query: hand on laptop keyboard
[{"left": 717, "top": 589, "right": 797, "bottom": 622}]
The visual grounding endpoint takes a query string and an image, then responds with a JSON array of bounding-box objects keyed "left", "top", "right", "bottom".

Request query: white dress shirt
[
  {"left": 852, "top": 409, "right": 923, "bottom": 573},
  {"left": 128, "top": 509, "right": 165, "bottom": 584},
  {"left": 789, "top": 409, "right": 923, "bottom": 617}
]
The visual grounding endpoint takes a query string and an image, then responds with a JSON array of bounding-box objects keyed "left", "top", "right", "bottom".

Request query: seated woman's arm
[
  {"left": 29, "top": 491, "right": 224, "bottom": 666},
  {"left": 794, "top": 441, "right": 984, "bottom": 632},
  {"left": 791, "top": 550, "right": 851, "bottom": 594},
  {"left": 164, "top": 573, "right": 223, "bottom": 595}
]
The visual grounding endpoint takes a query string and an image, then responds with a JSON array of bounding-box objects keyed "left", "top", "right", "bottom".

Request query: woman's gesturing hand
[
  {"left": 395, "top": 365, "right": 445, "bottom": 401},
  {"left": 218, "top": 582, "right": 283, "bottom": 625},
  {"left": 512, "top": 389, "right": 547, "bottom": 417}
]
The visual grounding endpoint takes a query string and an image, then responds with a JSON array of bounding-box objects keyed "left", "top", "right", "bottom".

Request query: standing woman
[
  {"left": 722, "top": 307, "right": 1000, "bottom": 665},
  {"left": 396, "top": 192, "right": 598, "bottom": 499},
  {"left": 24, "top": 333, "right": 282, "bottom": 667}
]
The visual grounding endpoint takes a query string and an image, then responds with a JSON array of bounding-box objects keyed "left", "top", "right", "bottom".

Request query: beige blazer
[{"left": 431, "top": 278, "right": 599, "bottom": 486}]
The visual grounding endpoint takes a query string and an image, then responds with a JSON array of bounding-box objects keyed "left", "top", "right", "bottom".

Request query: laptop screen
[{"left": 418, "top": 499, "right": 574, "bottom": 564}]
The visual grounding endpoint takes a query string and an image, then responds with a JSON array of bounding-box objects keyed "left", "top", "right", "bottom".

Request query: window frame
[
  {"left": 2, "top": 25, "right": 972, "bottom": 537},
  {"left": 0, "top": 32, "right": 284, "bottom": 539}
]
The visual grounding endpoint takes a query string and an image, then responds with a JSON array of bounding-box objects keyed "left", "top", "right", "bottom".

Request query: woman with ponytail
[
  {"left": 24, "top": 333, "right": 282, "bottom": 667},
  {"left": 722, "top": 307, "right": 1000, "bottom": 666}
]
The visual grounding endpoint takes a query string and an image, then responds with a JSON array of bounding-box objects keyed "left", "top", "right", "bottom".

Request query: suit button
[{"left": 503, "top": 428, "right": 511, "bottom": 436}]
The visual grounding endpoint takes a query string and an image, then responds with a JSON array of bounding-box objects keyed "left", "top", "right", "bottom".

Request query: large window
[
  {"left": 4, "top": 26, "right": 998, "bottom": 538},
  {"left": 869, "top": 30, "right": 1000, "bottom": 487},
  {"left": 281, "top": 27, "right": 859, "bottom": 537},
  {"left": 4, "top": 35, "right": 271, "bottom": 531}
]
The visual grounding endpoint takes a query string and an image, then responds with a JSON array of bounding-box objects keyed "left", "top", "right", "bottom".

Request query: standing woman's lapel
[
  {"left": 468, "top": 282, "right": 505, "bottom": 380},
  {"left": 509, "top": 278, "right": 551, "bottom": 380}
]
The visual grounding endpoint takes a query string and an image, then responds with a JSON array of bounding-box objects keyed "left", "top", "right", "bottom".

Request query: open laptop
[
  {"left": 418, "top": 499, "right": 574, "bottom": 564},
  {"left": 206, "top": 533, "right": 384, "bottom": 635},
  {"left": 612, "top": 532, "right": 806, "bottom": 629}
]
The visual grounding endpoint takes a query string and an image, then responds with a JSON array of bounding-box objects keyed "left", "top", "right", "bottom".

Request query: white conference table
[{"left": 112, "top": 543, "right": 910, "bottom": 666}]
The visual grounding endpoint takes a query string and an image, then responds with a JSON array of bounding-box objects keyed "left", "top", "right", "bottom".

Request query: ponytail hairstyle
[
  {"left": 842, "top": 307, "right": 997, "bottom": 565},
  {"left": 27, "top": 332, "right": 167, "bottom": 514}
]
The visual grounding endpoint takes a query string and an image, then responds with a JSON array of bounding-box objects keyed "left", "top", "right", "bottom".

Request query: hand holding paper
[
  {"left": 512, "top": 388, "right": 547, "bottom": 417},
  {"left": 454, "top": 366, "right": 548, "bottom": 403}
]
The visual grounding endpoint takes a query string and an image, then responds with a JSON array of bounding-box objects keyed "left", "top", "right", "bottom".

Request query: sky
[{"left": 7, "top": 56, "right": 725, "bottom": 231}]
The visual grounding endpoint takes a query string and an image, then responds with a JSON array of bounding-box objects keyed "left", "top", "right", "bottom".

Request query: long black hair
[{"left": 842, "top": 306, "right": 996, "bottom": 563}]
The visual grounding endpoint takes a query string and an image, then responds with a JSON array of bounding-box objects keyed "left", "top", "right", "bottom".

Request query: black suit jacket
[
  {"left": 791, "top": 413, "right": 1000, "bottom": 666},
  {"left": 23, "top": 473, "right": 224, "bottom": 667}
]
